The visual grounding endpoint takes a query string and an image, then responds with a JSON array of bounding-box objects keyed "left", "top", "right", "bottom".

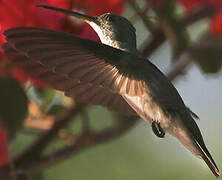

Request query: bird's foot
[{"left": 152, "top": 120, "right": 165, "bottom": 138}]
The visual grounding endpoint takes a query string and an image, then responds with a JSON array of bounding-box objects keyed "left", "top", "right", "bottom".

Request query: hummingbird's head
[
  {"left": 37, "top": 5, "right": 137, "bottom": 53},
  {"left": 90, "top": 13, "right": 137, "bottom": 51}
]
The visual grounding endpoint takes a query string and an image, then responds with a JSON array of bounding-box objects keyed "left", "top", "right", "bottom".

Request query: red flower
[
  {"left": 0, "top": 126, "right": 8, "bottom": 167},
  {"left": 178, "top": 0, "right": 222, "bottom": 36},
  {"left": 0, "top": 0, "right": 127, "bottom": 84},
  {"left": 209, "top": 12, "right": 222, "bottom": 36},
  {"left": 0, "top": 0, "right": 62, "bottom": 85},
  {"left": 0, "top": 0, "right": 127, "bottom": 44},
  {"left": 178, "top": 0, "right": 222, "bottom": 12}
]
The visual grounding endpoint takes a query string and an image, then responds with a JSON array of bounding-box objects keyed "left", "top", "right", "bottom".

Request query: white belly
[{"left": 121, "top": 94, "right": 172, "bottom": 130}]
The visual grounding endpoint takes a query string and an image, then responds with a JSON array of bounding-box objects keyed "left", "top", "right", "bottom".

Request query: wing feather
[
  {"left": 2, "top": 40, "right": 136, "bottom": 115},
  {"left": 3, "top": 26, "right": 185, "bottom": 116}
]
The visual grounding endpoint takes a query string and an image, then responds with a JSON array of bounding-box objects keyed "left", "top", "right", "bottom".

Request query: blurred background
[{"left": 0, "top": 0, "right": 222, "bottom": 179}]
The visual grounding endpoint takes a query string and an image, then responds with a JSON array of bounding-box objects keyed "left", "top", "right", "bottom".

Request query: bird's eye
[{"left": 106, "top": 15, "right": 115, "bottom": 22}]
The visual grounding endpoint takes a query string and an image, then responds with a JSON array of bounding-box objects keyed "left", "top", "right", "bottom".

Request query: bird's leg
[{"left": 152, "top": 120, "right": 165, "bottom": 138}]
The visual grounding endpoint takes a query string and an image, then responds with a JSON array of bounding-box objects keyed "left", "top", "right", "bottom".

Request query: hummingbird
[{"left": 2, "top": 5, "right": 220, "bottom": 177}]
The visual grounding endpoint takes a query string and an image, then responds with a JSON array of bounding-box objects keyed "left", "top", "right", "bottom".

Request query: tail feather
[{"left": 185, "top": 114, "right": 220, "bottom": 177}]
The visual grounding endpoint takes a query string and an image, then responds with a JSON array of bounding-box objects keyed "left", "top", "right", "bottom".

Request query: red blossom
[
  {"left": 0, "top": 0, "right": 127, "bottom": 44},
  {"left": 0, "top": 0, "right": 126, "bottom": 47},
  {"left": 178, "top": 0, "right": 222, "bottom": 36},
  {"left": 0, "top": 0, "right": 127, "bottom": 84},
  {"left": 209, "top": 12, "right": 222, "bottom": 36},
  {"left": 0, "top": 0, "right": 126, "bottom": 50},
  {"left": 0, "top": 0, "right": 62, "bottom": 86},
  {"left": 178, "top": 0, "right": 204, "bottom": 11},
  {"left": 178, "top": 0, "right": 222, "bottom": 12},
  {"left": 0, "top": 126, "right": 8, "bottom": 167}
]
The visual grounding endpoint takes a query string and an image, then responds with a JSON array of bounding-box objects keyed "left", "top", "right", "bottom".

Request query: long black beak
[{"left": 37, "top": 5, "right": 96, "bottom": 23}]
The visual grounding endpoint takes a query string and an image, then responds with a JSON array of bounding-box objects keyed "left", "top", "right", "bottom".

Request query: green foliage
[
  {"left": 0, "top": 171, "right": 9, "bottom": 179},
  {"left": 34, "top": 88, "right": 56, "bottom": 110},
  {"left": 0, "top": 77, "right": 28, "bottom": 137},
  {"left": 47, "top": 104, "right": 67, "bottom": 115}
]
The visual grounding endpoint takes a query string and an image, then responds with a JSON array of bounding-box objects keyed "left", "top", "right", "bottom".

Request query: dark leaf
[
  {"left": 0, "top": 77, "right": 28, "bottom": 137},
  {"left": 190, "top": 34, "right": 222, "bottom": 73},
  {"left": 0, "top": 170, "right": 9, "bottom": 179},
  {"left": 32, "top": 172, "right": 44, "bottom": 180},
  {"left": 47, "top": 104, "right": 67, "bottom": 115}
]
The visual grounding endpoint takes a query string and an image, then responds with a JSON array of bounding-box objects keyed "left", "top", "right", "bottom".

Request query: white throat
[{"left": 88, "top": 22, "right": 136, "bottom": 53}]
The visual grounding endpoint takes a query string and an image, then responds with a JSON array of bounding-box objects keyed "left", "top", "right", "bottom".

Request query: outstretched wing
[
  {"left": 2, "top": 27, "right": 148, "bottom": 115},
  {"left": 2, "top": 27, "right": 185, "bottom": 116}
]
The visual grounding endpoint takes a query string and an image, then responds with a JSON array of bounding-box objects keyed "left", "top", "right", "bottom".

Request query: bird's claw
[{"left": 152, "top": 120, "right": 165, "bottom": 138}]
